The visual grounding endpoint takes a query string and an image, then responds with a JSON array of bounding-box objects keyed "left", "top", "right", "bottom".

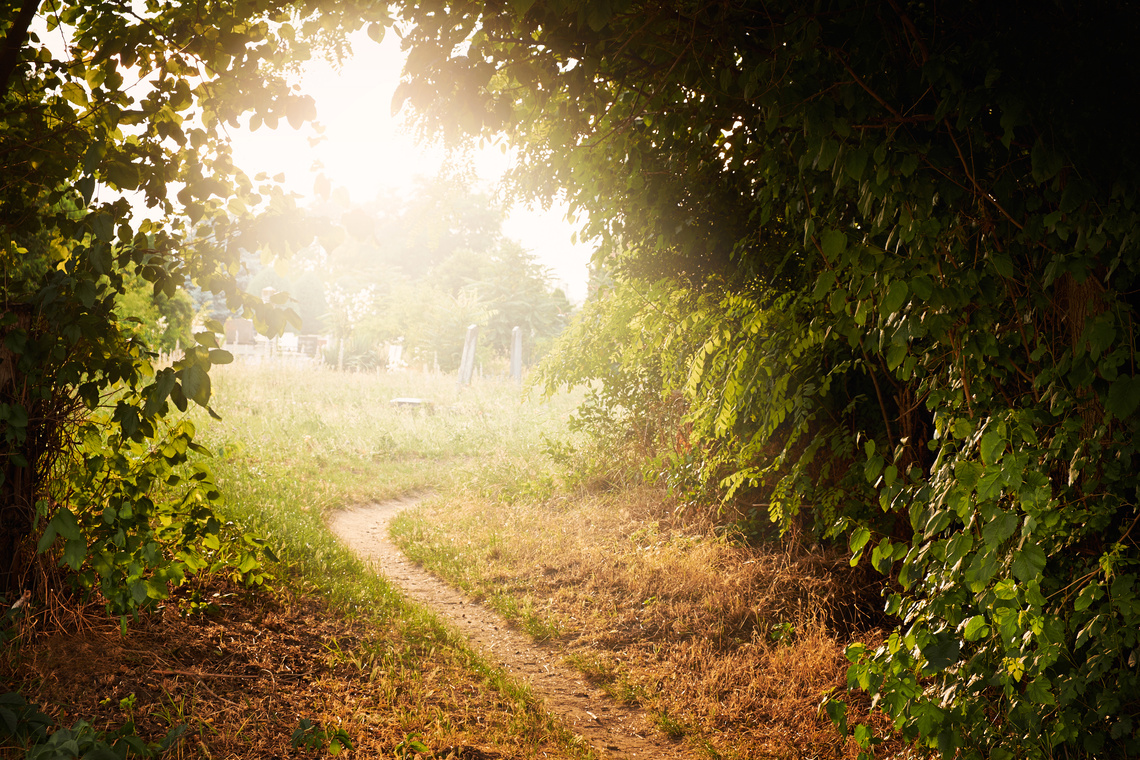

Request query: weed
[
  {"left": 5, "top": 365, "right": 595, "bottom": 760},
  {"left": 393, "top": 731, "right": 430, "bottom": 758},
  {"left": 391, "top": 479, "right": 888, "bottom": 758},
  {"left": 291, "top": 717, "right": 353, "bottom": 755},
  {"left": 652, "top": 709, "right": 688, "bottom": 739},
  {"left": 768, "top": 621, "right": 796, "bottom": 644},
  {"left": 562, "top": 651, "right": 615, "bottom": 684}
]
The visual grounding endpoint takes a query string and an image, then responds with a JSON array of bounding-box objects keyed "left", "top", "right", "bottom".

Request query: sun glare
[{"left": 228, "top": 31, "right": 593, "bottom": 302}]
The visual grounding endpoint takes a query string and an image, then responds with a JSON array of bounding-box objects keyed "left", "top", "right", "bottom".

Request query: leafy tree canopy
[
  {"left": 392, "top": 0, "right": 1140, "bottom": 756},
  {"left": 0, "top": 0, "right": 386, "bottom": 602}
]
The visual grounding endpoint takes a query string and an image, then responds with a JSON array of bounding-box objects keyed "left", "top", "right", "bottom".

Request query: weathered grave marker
[
  {"left": 458, "top": 324, "right": 478, "bottom": 385},
  {"left": 510, "top": 326, "right": 522, "bottom": 384}
]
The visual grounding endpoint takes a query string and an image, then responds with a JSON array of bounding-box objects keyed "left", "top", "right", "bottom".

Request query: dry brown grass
[
  {"left": 1, "top": 576, "right": 589, "bottom": 760},
  {"left": 393, "top": 486, "right": 897, "bottom": 759}
]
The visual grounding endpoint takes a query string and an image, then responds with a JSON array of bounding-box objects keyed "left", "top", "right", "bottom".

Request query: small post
[
  {"left": 457, "top": 324, "right": 478, "bottom": 385},
  {"left": 510, "top": 326, "right": 523, "bottom": 384}
]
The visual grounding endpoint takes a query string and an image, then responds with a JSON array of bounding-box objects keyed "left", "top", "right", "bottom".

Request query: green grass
[
  {"left": 195, "top": 363, "right": 581, "bottom": 590},
  {"left": 182, "top": 362, "right": 593, "bottom": 757}
]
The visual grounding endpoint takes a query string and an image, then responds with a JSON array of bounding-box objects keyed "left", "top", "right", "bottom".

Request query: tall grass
[
  {"left": 183, "top": 362, "right": 593, "bottom": 758},
  {"left": 195, "top": 363, "right": 581, "bottom": 589}
]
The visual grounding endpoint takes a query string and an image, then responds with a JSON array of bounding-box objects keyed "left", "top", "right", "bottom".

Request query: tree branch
[{"left": 0, "top": 0, "right": 42, "bottom": 100}]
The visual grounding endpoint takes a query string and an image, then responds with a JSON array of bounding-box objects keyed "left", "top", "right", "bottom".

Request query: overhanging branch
[{"left": 0, "top": 0, "right": 42, "bottom": 100}]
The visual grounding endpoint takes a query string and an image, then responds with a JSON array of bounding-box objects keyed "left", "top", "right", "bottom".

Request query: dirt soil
[{"left": 329, "top": 497, "right": 694, "bottom": 760}]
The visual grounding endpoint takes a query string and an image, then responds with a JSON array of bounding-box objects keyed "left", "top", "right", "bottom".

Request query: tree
[
  {"left": 113, "top": 263, "right": 200, "bottom": 353},
  {"left": 0, "top": 0, "right": 387, "bottom": 603},
  {"left": 299, "top": 177, "right": 570, "bottom": 370},
  {"left": 393, "top": 1, "right": 1140, "bottom": 756}
]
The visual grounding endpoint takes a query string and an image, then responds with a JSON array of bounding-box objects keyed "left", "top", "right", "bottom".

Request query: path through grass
[{"left": 4, "top": 363, "right": 593, "bottom": 760}]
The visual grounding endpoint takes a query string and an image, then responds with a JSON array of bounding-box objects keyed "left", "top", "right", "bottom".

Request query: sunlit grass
[
  {"left": 184, "top": 361, "right": 884, "bottom": 759},
  {"left": 182, "top": 361, "right": 592, "bottom": 758},
  {"left": 390, "top": 479, "right": 885, "bottom": 758},
  {"left": 194, "top": 362, "right": 581, "bottom": 583}
]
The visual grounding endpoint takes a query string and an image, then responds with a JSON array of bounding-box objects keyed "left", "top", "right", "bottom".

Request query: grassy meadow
[
  {"left": 6, "top": 360, "right": 883, "bottom": 759},
  {"left": 196, "top": 361, "right": 886, "bottom": 760},
  {"left": 186, "top": 362, "right": 594, "bottom": 757},
  {"left": 3, "top": 363, "right": 594, "bottom": 760},
  {"left": 196, "top": 363, "right": 583, "bottom": 587}
]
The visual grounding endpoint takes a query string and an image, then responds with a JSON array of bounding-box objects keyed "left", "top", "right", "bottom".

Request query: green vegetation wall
[
  {"left": 393, "top": 1, "right": 1140, "bottom": 756},
  {"left": 0, "top": 0, "right": 387, "bottom": 605}
]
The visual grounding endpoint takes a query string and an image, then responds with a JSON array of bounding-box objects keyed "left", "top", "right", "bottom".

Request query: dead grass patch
[
  {"left": 1, "top": 576, "right": 589, "bottom": 760},
  {"left": 392, "top": 486, "right": 898, "bottom": 759}
]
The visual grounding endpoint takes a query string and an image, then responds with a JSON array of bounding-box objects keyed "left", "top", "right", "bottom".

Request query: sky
[{"left": 226, "top": 30, "right": 594, "bottom": 303}]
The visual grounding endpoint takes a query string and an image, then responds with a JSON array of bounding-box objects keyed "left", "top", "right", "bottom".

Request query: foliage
[
  {"left": 395, "top": 0, "right": 1140, "bottom": 756},
  {"left": 112, "top": 266, "right": 196, "bottom": 353},
  {"left": 0, "top": 691, "right": 185, "bottom": 759},
  {"left": 300, "top": 178, "right": 571, "bottom": 371},
  {"left": 0, "top": 0, "right": 388, "bottom": 602},
  {"left": 290, "top": 717, "right": 353, "bottom": 755},
  {"left": 538, "top": 277, "right": 690, "bottom": 485}
]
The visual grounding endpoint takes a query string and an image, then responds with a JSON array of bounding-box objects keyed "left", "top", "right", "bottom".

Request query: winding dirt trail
[{"left": 329, "top": 497, "right": 693, "bottom": 760}]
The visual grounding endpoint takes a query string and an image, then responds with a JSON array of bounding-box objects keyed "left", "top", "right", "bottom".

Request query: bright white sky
[{"left": 227, "top": 30, "right": 594, "bottom": 303}]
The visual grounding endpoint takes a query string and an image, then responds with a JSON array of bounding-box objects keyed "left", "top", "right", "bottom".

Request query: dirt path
[{"left": 329, "top": 497, "right": 693, "bottom": 760}]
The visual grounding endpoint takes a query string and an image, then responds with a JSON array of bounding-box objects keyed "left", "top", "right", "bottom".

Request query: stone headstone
[
  {"left": 458, "top": 324, "right": 478, "bottom": 385},
  {"left": 510, "top": 325, "right": 523, "bottom": 383}
]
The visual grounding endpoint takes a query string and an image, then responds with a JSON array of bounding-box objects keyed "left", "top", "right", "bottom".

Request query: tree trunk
[{"left": 0, "top": 306, "right": 35, "bottom": 600}]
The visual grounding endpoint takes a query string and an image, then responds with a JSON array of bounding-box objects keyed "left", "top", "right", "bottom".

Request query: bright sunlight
[{"left": 228, "top": 30, "right": 593, "bottom": 303}]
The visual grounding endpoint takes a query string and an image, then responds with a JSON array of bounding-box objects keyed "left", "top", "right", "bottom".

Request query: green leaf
[
  {"left": 880, "top": 280, "right": 908, "bottom": 316},
  {"left": 1031, "top": 138, "right": 1063, "bottom": 183},
  {"left": 846, "top": 147, "right": 869, "bottom": 181},
  {"left": 920, "top": 631, "right": 960, "bottom": 672},
  {"left": 61, "top": 81, "right": 88, "bottom": 106},
  {"left": 37, "top": 509, "right": 82, "bottom": 557},
  {"left": 982, "top": 510, "right": 1018, "bottom": 547},
  {"left": 75, "top": 279, "right": 96, "bottom": 308},
  {"left": 886, "top": 341, "right": 906, "bottom": 370},
  {"left": 194, "top": 331, "right": 219, "bottom": 348},
  {"left": 144, "top": 369, "right": 178, "bottom": 418},
  {"left": 62, "top": 537, "right": 87, "bottom": 570},
  {"left": 828, "top": 287, "right": 847, "bottom": 313},
  {"left": 105, "top": 159, "right": 140, "bottom": 190},
  {"left": 908, "top": 275, "right": 933, "bottom": 301},
  {"left": 90, "top": 212, "right": 114, "bottom": 241},
  {"left": 1012, "top": 543, "right": 1047, "bottom": 582},
  {"left": 952, "top": 417, "right": 974, "bottom": 440},
  {"left": 955, "top": 460, "right": 983, "bottom": 490},
  {"left": 180, "top": 364, "right": 211, "bottom": 406},
  {"left": 966, "top": 549, "right": 1000, "bottom": 590},
  {"left": 980, "top": 428, "right": 1006, "bottom": 465},
  {"left": 975, "top": 470, "right": 1003, "bottom": 501},
  {"left": 812, "top": 270, "right": 836, "bottom": 300},
  {"left": 824, "top": 699, "right": 848, "bottom": 736},
  {"left": 821, "top": 229, "right": 847, "bottom": 260},
  {"left": 0, "top": 705, "right": 17, "bottom": 735},
  {"left": 1106, "top": 375, "right": 1140, "bottom": 420},
  {"left": 963, "top": 615, "right": 989, "bottom": 641},
  {"left": 1025, "top": 675, "right": 1056, "bottom": 705},
  {"left": 586, "top": 0, "right": 614, "bottom": 31}
]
